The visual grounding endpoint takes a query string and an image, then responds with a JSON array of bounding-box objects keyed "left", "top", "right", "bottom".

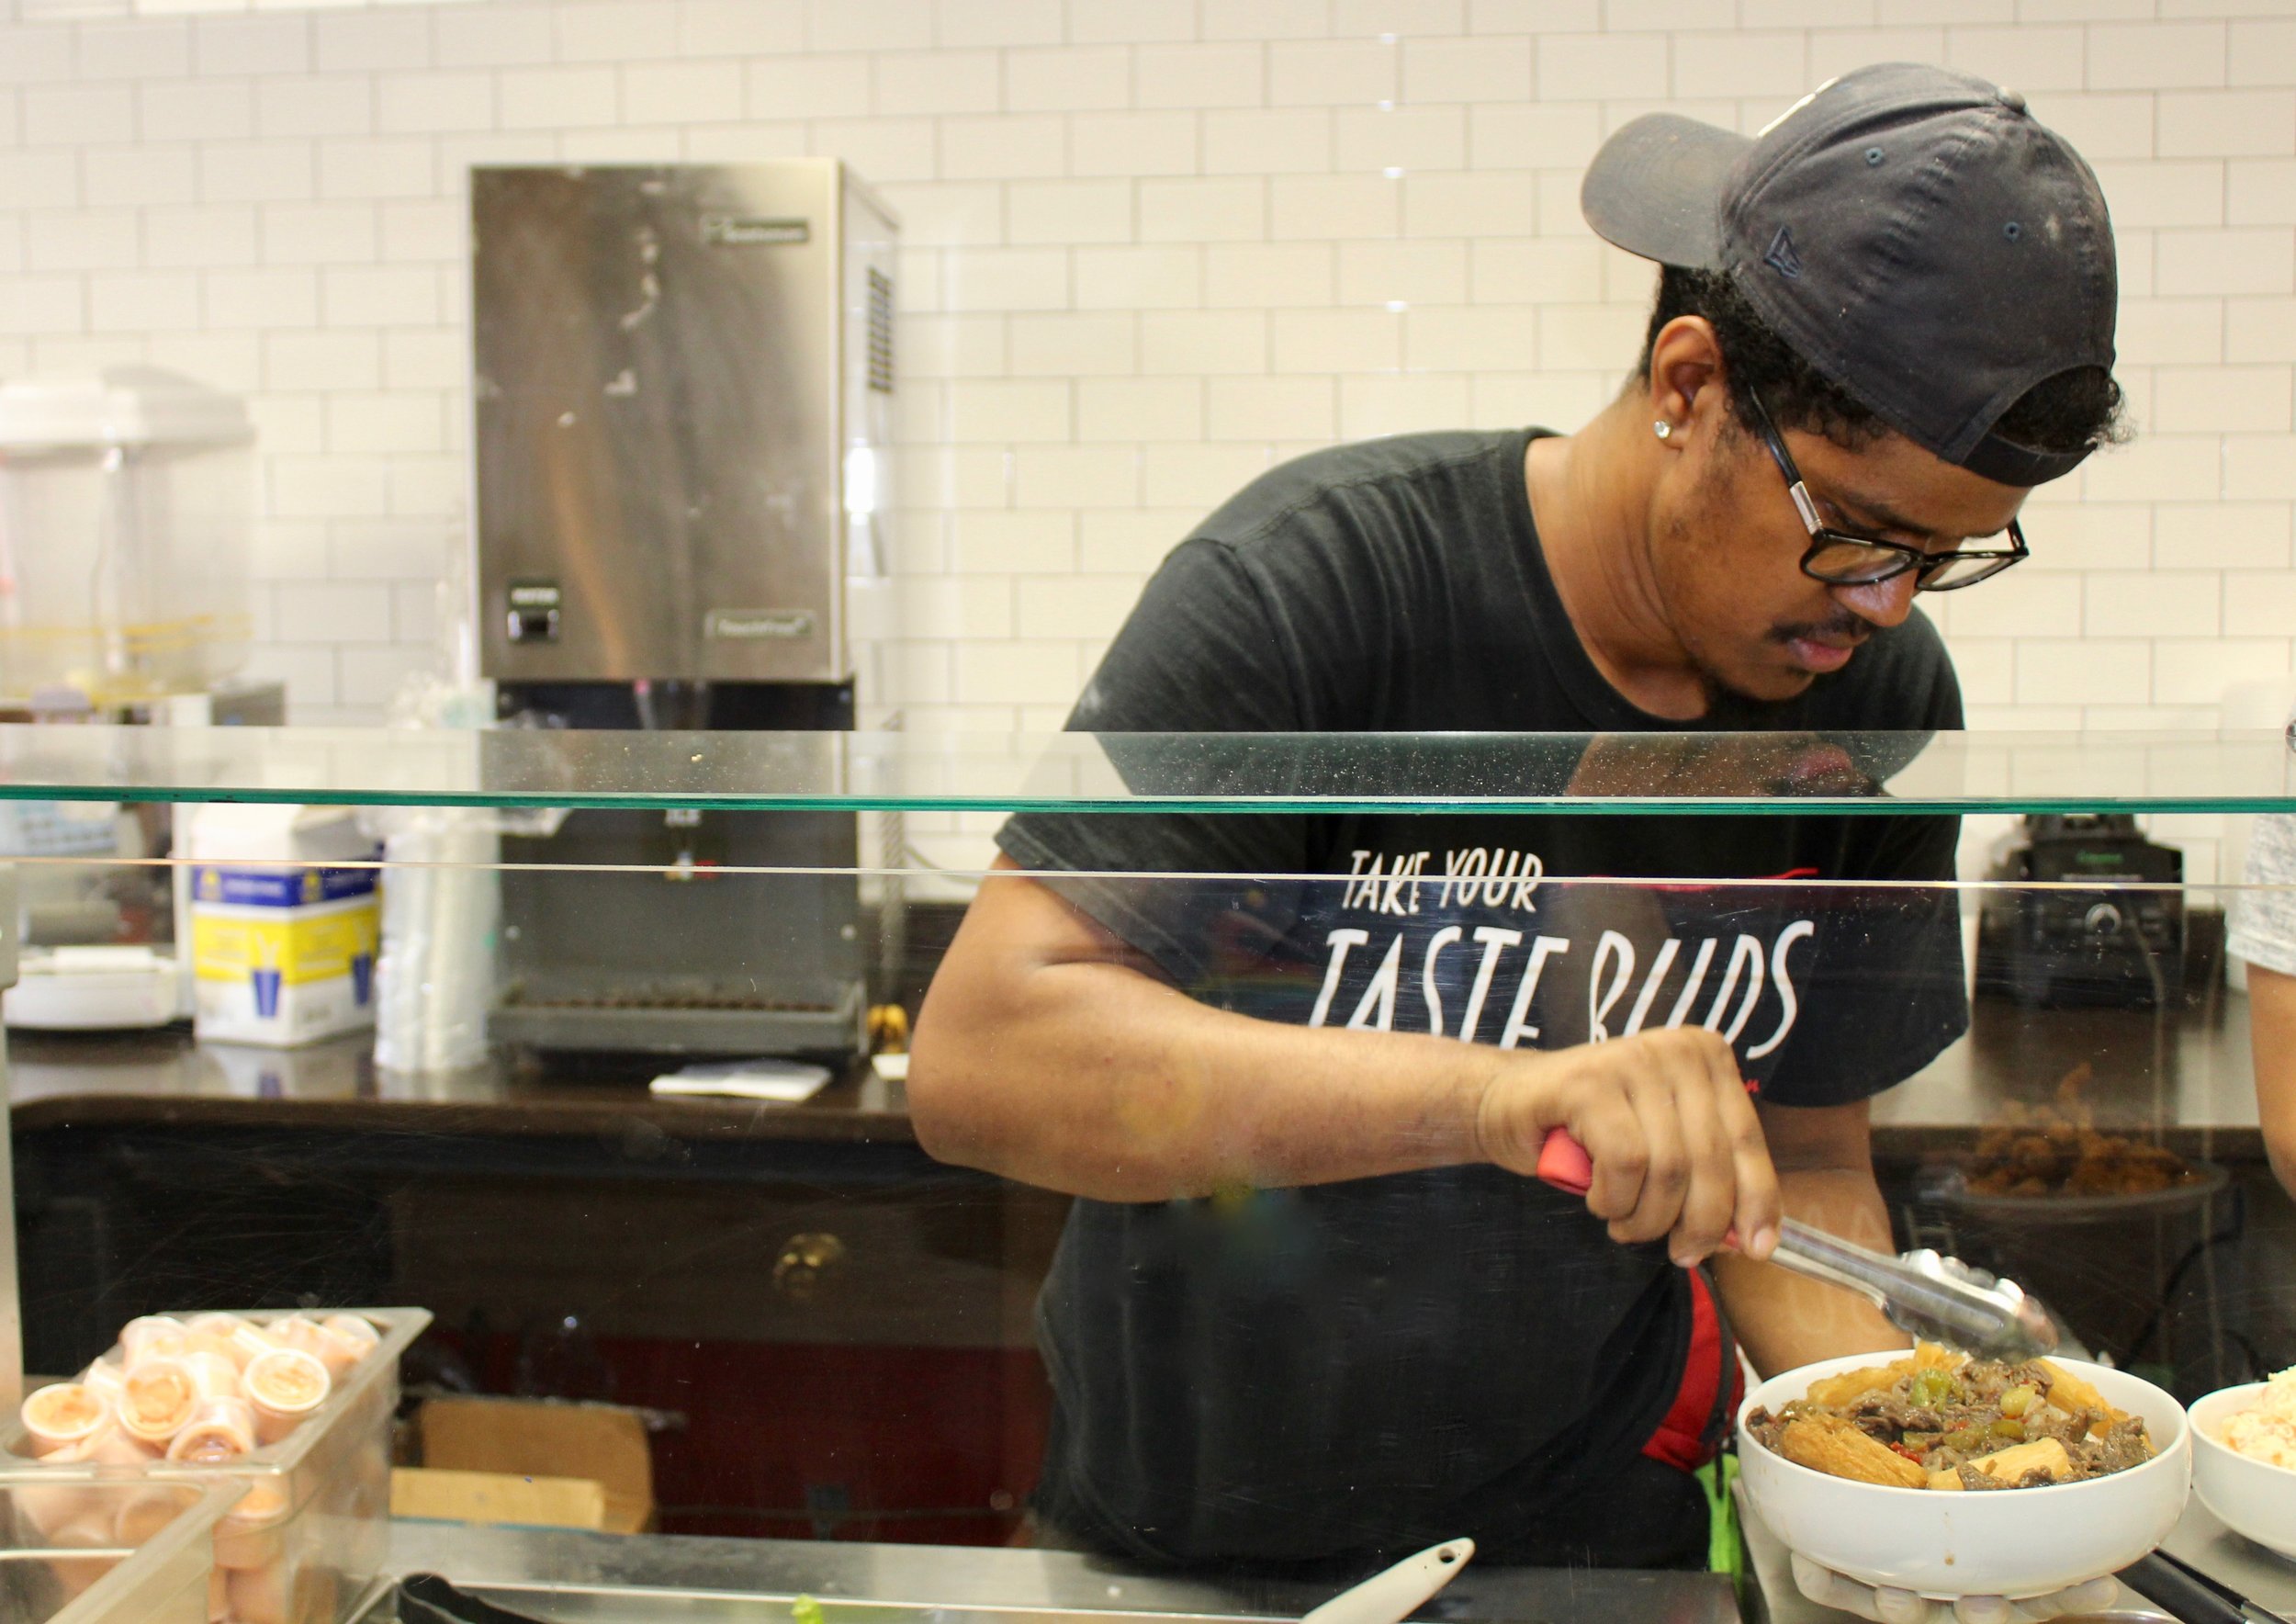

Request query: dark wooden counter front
[{"left": 6, "top": 1029, "right": 1063, "bottom": 1546}]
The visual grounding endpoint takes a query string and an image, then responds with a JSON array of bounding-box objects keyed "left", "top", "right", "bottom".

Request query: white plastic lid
[
  {"left": 0, "top": 367, "right": 253, "bottom": 450},
  {"left": 22, "top": 945, "right": 174, "bottom": 976}
]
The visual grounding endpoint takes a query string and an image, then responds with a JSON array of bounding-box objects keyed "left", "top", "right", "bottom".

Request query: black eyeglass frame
[{"left": 1742, "top": 389, "right": 2029, "bottom": 592}]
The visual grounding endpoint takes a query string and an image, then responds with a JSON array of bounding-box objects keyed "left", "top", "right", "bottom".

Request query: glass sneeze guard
[
  {"left": 0, "top": 724, "right": 2288, "bottom": 1606},
  {"left": 0, "top": 724, "right": 2285, "bottom": 814}
]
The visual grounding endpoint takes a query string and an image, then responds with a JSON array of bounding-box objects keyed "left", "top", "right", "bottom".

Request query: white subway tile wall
[{"left": 0, "top": 0, "right": 2288, "bottom": 854}]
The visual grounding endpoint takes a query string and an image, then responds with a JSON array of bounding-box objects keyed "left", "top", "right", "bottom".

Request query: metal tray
[
  {"left": 388, "top": 1586, "right": 1308, "bottom": 1624},
  {"left": 1919, "top": 1158, "right": 2232, "bottom": 1224},
  {"left": 491, "top": 980, "right": 865, "bottom": 1056},
  {"left": 371, "top": 1525, "right": 1741, "bottom": 1624}
]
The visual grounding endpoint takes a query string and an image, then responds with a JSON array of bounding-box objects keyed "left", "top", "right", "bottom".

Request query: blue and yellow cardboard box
[{"left": 185, "top": 806, "right": 380, "bottom": 1046}]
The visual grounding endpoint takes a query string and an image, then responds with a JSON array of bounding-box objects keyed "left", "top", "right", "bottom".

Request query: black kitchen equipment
[{"left": 1975, "top": 814, "right": 2188, "bottom": 1009}]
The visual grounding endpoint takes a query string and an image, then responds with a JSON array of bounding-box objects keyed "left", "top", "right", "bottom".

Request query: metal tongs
[
  {"left": 1536, "top": 1130, "right": 2058, "bottom": 1362},
  {"left": 1755, "top": 1217, "right": 2058, "bottom": 1362}
]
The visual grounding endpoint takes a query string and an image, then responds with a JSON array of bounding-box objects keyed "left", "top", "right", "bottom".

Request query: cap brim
[{"left": 1580, "top": 113, "right": 1750, "bottom": 270}]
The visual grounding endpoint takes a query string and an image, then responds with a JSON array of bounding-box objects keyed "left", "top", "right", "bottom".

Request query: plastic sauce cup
[
  {"left": 20, "top": 1382, "right": 110, "bottom": 1457},
  {"left": 242, "top": 1347, "right": 331, "bottom": 1445},
  {"left": 118, "top": 1358, "right": 199, "bottom": 1444},
  {"left": 165, "top": 1394, "right": 258, "bottom": 1463}
]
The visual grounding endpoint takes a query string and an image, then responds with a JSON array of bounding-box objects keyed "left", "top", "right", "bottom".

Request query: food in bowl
[
  {"left": 1743, "top": 1342, "right": 2155, "bottom": 1491},
  {"left": 2212, "top": 1366, "right": 2296, "bottom": 1471},
  {"left": 1738, "top": 1349, "right": 2190, "bottom": 1600}
]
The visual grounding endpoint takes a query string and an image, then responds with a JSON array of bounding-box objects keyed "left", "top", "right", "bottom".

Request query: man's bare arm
[
  {"left": 2248, "top": 964, "right": 2296, "bottom": 1198},
  {"left": 1710, "top": 1099, "right": 1908, "bottom": 1377},
  {"left": 910, "top": 858, "right": 1784, "bottom": 1263}
]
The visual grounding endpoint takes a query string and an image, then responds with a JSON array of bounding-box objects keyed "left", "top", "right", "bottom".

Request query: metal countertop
[
  {"left": 379, "top": 1523, "right": 1739, "bottom": 1624},
  {"left": 369, "top": 1462, "right": 2292, "bottom": 1623}
]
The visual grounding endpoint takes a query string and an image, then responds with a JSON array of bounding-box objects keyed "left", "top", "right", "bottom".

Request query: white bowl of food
[
  {"left": 2188, "top": 1372, "right": 2296, "bottom": 1562},
  {"left": 1738, "top": 1347, "right": 2190, "bottom": 1600}
]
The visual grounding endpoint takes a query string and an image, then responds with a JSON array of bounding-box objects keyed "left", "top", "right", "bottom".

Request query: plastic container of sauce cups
[{"left": 1, "top": 1308, "right": 425, "bottom": 1624}]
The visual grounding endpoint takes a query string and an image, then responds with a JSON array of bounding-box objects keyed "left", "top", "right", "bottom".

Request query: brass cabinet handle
[{"left": 772, "top": 1233, "right": 848, "bottom": 1303}]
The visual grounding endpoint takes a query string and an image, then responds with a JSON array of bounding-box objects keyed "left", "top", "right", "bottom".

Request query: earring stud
[{"left": 1654, "top": 420, "right": 1673, "bottom": 440}]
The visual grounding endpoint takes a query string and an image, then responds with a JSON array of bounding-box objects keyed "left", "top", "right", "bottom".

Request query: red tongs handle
[
  {"left": 1533, "top": 1126, "right": 1597, "bottom": 1196},
  {"left": 1535, "top": 1125, "right": 1747, "bottom": 1251}
]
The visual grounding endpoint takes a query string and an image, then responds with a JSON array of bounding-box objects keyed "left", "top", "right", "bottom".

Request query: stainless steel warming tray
[{"left": 372, "top": 1525, "right": 1739, "bottom": 1624}]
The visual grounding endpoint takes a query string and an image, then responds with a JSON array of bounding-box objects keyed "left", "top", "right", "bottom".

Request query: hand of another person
[
  {"left": 1474, "top": 1027, "right": 1780, "bottom": 1265},
  {"left": 1792, "top": 1553, "right": 2122, "bottom": 1624}
]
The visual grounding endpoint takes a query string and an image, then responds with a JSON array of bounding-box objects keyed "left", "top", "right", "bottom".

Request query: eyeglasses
[{"left": 1744, "top": 389, "right": 2029, "bottom": 592}]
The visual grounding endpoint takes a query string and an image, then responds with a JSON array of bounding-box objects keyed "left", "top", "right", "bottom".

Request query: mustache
[{"left": 1768, "top": 612, "right": 1869, "bottom": 647}]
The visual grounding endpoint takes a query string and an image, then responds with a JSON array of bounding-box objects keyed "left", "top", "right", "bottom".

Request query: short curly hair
[{"left": 1638, "top": 265, "right": 2127, "bottom": 462}]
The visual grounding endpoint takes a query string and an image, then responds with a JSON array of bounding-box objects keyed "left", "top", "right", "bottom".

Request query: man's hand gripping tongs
[{"left": 1536, "top": 1129, "right": 2058, "bottom": 1362}]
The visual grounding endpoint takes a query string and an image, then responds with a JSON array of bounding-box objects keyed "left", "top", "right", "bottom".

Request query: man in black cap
[{"left": 913, "top": 64, "right": 2126, "bottom": 1617}]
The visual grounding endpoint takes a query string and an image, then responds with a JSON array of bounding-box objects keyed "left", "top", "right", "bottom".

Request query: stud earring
[{"left": 1653, "top": 420, "right": 1673, "bottom": 440}]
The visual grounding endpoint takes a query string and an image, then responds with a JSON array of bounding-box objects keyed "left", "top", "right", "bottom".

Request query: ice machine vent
[{"left": 867, "top": 267, "right": 894, "bottom": 394}]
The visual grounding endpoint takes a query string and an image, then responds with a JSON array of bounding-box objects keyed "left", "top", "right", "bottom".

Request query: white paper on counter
[{"left": 648, "top": 1057, "right": 832, "bottom": 1104}]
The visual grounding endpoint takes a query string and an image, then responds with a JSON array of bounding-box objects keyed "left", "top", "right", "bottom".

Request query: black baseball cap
[{"left": 1581, "top": 62, "right": 2116, "bottom": 487}]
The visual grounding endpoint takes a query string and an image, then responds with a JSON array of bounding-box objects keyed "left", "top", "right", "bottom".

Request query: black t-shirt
[{"left": 996, "top": 428, "right": 1968, "bottom": 1571}]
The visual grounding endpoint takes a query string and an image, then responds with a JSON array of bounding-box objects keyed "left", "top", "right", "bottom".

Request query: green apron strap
[{"left": 1695, "top": 1453, "right": 1744, "bottom": 1582}]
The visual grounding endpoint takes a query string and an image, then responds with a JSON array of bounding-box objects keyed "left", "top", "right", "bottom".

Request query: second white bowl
[{"left": 2188, "top": 1383, "right": 2296, "bottom": 1562}]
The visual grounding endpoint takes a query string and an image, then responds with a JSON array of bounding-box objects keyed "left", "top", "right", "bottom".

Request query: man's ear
[{"left": 1648, "top": 314, "right": 1725, "bottom": 432}]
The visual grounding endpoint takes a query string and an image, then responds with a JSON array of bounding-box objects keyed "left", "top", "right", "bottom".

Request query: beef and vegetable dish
[{"left": 1745, "top": 1344, "right": 2156, "bottom": 1491}]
